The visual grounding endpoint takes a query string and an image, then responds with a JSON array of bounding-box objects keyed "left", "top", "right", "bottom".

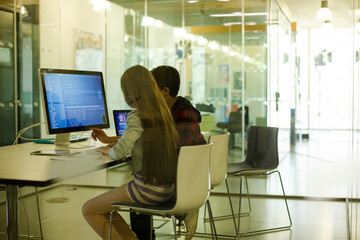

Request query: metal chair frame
[
  {"left": 236, "top": 170, "right": 292, "bottom": 236},
  {"left": 108, "top": 144, "right": 216, "bottom": 240},
  {"left": 204, "top": 126, "right": 292, "bottom": 238}
]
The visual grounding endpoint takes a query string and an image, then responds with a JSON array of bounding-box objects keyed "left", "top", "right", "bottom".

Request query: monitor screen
[
  {"left": 113, "top": 110, "right": 131, "bottom": 136},
  {"left": 39, "top": 68, "right": 109, "bottom": 135}
]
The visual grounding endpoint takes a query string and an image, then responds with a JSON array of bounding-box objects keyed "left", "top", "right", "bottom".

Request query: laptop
[{"left": 113, "top": 110, "right": 131, "bottom": 136}]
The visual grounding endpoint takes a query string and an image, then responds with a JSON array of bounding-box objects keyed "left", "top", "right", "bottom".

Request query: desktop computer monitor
[{"left": 39, "top": 68, "right": 110, "bottom": 146}]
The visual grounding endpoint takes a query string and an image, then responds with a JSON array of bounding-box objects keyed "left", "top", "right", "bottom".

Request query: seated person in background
[
  {"left": 237, "top": 105, "right": 249, "bottom": 129},
  {"left": 82, "top": 65, "right": 179, "bottom": 240},
  {"left": 130, "top": 65, "right": 206, "bottom": 240}
]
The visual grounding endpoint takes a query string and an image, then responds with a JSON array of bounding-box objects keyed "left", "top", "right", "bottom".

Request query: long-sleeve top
[
  {"left": 109, "top": 109, "right": 144, "bottom": 175},
  {"left": 171, "top": 96, "right": 206, "bottom": 146},
  {"left": 109, "top": 109, "right": 174, "bottom": 204}
]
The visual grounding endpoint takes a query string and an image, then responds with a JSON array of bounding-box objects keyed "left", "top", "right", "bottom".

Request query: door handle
[{"left": 275, "top": 92, "right": 280, "bottom": 111}]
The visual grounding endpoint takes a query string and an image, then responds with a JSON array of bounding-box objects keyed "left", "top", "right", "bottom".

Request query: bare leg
[{"left": 82, "top": 184, "right": 137, "bottom": 240}]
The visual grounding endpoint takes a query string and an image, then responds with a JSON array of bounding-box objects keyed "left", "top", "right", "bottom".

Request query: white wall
[
  {"left": 105, "top": 3, "right": 126, "bottom": 130},
  {"left": 39, "top": 0, "right": 106, "bottom": 137}
]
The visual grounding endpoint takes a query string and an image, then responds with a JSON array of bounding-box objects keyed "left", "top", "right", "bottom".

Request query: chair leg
[
  {"left": 238, "top": 171, "right": 292, "bottom": 236},
  {"left": 244, "top": 176, "right": 252, "bottom": 212},
  {"left": 109, "top": 210, "right": 114, "bottom": 240},
  {"left": 177, "top": 179, "right": 238, "bottom": 239},
  {"left": 237, "top": 177, "right": 243, "bottom": 232},
  {"left": 275, "top": 170, "right": 292, "bottom": 228},
  {"left": 150, "top": 215, "right": 153, "bottom": 240},
  {"left": 203, "top": 178, "right": 245, "bottom": 223},
  {"left": 35, "top": 187, "right": 44, "bottom": 240},
  {"left": 171, "top": 215, "right": 178, "bottom": 240},
  {"left": 206, "top": 200, "right": 218, "bottom": 240},
  {"left": 225, "top": 178, "right": 238, "bottom": 235},
  {"left": 203, "top": 199, "right": 207, "bottom": 220}
]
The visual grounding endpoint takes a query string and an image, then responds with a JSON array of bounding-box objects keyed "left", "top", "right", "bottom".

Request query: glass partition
[
  {"left": 104, "top": 0, "right": 285, "bottom": 157},
  {"left": 0, "top": 3, "right": 16, "bottom": 146},
  {"left": 267, "top": 0, "right": 292, "bottom": 129},
  {"left": 350, "top": 0, "right": 360, "bottom": 237}
]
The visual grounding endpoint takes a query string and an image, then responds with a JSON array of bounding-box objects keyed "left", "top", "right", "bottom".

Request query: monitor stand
[{"left": 54, "top": 133, "right": 70, "bottom": 146}]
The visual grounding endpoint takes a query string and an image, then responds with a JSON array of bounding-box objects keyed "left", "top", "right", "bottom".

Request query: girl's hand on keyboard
[{"left": 95, "top": 146, "right": 110, "bottom": 155}]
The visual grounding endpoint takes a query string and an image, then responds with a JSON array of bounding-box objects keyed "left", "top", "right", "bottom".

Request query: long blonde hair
[{"left": 121, "top": 65, "right": 179, "bottom": 185}]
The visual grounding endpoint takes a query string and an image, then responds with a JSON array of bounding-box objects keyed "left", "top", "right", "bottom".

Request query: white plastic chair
[
  {"left": 201, "top": 132, "right": 238, "bottom": 239},
  {"left": 108, "top": 143, "right": 213, "bottom": 240}
]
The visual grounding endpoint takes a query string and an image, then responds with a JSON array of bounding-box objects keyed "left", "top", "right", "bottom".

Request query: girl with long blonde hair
[{"left": 82, "top": 65, "right": 179, "bottom": 240}]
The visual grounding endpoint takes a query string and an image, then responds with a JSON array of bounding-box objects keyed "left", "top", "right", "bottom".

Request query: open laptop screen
[{"left": 113, "top": 110, "right": 131, "bottom": 136}]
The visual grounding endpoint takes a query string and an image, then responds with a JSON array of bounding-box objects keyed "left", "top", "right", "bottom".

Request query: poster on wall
[
  {"left": 233, "top": 71, "right": 245, "bottom": 90},
  {"left": 75, "top": 29, "right": 103, "bottom": 71},
  {"left": 218, "top": 64, "right": 229, "bottom": 83}
]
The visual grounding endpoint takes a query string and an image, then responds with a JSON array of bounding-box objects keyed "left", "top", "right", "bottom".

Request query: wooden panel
[{"left": 190, "top": 24, "right": 267, "bottom": 34}]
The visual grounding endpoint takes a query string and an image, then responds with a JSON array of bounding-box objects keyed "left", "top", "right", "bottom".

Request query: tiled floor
[{"left": 0, "top": 129, "right": 359, "bottom": 239}]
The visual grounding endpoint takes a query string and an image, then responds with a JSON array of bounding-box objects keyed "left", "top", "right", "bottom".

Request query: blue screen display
[
  {"left": 44, "top": 73, "right": 108, "bottom": 130},
  {"left": 114, "top": 111, "right": 130, "bottom": 136}
]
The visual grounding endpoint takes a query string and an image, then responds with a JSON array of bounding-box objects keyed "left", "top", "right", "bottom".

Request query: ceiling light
[
  {"left": 317, "top": 0, "right": 332, "bottom": 21},
  {"left": 217, "top": 0, "right": 230, "bottom": 1},
  {"left": 91, "top": 0, "right": 110, "bottom": 12},
  {"left": 141, "top": 16, "right": 155, "bottom": 27},
  {"left": 154, "top": 20, "right": 163, "bottom": 28},
  {"left": 230, "top": 51, "right": 238, "bottom": 56},
  {"left": 356, "top": 20, "right": 360, "bottom": 33},
  {"left": 173, "top": 28, "right": 187, "bottom": 38},
  {"left": 20, "top": 6, "right": 28, "bottom": 16},
  {"left": 187, "top": 0, "right": 198, "bottom": 3},
  {"left": 321, "top": 20, "right": 333, "bottom": 33},
  {"left": 264, "top": 20, "right": 280, "bottom": 24},
  {"left": 197, "top": 36, "right": 208, "bottom": 45},
  {"left": 208, "top": 41, "right": 219, "bottom": 50},
  {"left": 185, "top": 33, "right": 195, "bottom": 41},
  {"left": 223, "top": 22, "right": 242, "bottom": 26},
  {"left": 237, "top": 12, "right": 267, "bottom": 17},
  {"left": 221, "top": 46, "right": 229, "bottom": 52},
  {"left": 210, "top": 12, "right": 267, "bottom": 17}
]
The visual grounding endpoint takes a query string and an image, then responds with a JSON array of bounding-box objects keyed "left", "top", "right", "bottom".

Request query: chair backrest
[
  {"left": 208, "top": 133, "right": 229, "bottom": 188},
  {"left": 228, "top": 112, "right": 242, "bottom": 132},
  {"left": 245, "top": 126, "right": 279, "bottom": 169},
  {"left": 172, "top": 143, "right": 212, "bottom": 214}
]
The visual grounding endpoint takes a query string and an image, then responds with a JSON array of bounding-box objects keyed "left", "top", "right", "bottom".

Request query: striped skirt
[{"left": 126, "top": 174, "right": 174, "bottom": 205}]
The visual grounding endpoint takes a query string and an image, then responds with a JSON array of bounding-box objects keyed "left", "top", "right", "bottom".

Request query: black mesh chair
[
  {"left": 216, "top": 107, "right": 249, "bottom": 150},
  {"left": 224, "top": 126, "right": 292, "bottom": 237}
]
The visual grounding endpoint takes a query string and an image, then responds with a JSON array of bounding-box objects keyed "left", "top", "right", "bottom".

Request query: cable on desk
[
  {"left": 65, "top": 131, "right": 96, "bottom": 149},
  {"left": 13, "top": 122, "right": 45, "bottom": 145},
  {"left": 14, "top": 123, "right": 45, "bottom": 239}
]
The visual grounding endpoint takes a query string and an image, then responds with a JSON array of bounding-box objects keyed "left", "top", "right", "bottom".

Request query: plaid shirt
[{"left": 171, "top": 98, "right": 206, "bottom": 147}]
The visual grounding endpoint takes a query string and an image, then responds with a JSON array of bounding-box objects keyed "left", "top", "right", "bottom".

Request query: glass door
[
  {"left": 267, "top": 0, "right": 293, "bottom": 153},
  {"left": 0, "top": 7, "right": 16, "bottom": 146}
]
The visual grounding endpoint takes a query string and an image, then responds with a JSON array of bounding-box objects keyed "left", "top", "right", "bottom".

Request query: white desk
[{"left": 0, "top": 142, "right": 124, "bottom": 240}]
